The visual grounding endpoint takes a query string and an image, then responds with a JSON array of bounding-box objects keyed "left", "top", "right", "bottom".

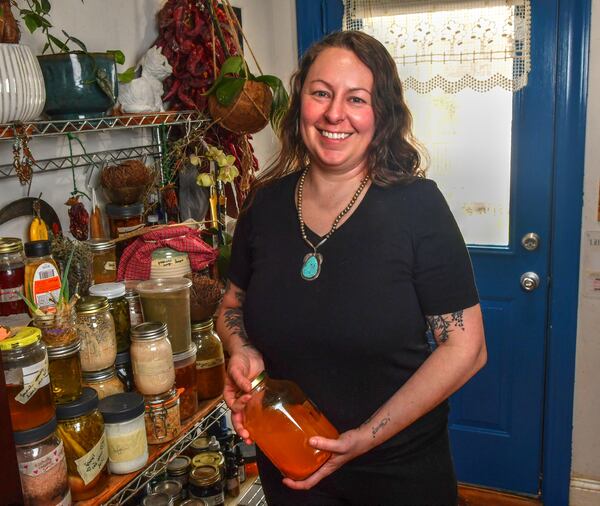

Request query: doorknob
[
  {"left": 521, "top": 233, "right": 540, "bottom": 251},
  {"left": 520, "top": 272, "right": 540, "bottom": 292}
]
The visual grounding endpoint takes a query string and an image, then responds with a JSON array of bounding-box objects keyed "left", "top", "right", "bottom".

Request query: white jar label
[
  {"left": 104, "top": 261, "right": 116, "bottom": 271},
  {"left": 196, "top": 356, "right": 224, "bottom": 370},
  {"left": 107, "top": 426, "right": 147, "bottom": 463},
  {"left": 19, "top": 440, "right": 66, "bottom": 477},
  {"left": 133, "top": 360, "right": 175, "bottom": 378},
  {"left": 0, "top": 285, "right": 23, "bottom": 302},
  {"left": 15, "top": 357, "right": 50, "bottom": 404},
  {"left": 75, "top": 433, "right": 108, "bottom": 485},
  {"left": 32, "top": 262, "right": 61, "bottom": 309}
]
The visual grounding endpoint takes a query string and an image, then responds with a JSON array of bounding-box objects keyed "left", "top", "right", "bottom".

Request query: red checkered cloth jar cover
[{"left": 117, "top": 226, "right": 218, "bottom": 280}]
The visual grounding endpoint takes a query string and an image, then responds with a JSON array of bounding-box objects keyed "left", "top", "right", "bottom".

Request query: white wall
[
  {"left": 0, "top": 0, "right": 297, "bottom": 239},
  {"left": 570, "top": 1, "right": 600, "bottom": 505}
]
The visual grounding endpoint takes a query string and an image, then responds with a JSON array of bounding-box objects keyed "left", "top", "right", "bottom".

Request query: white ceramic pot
[{"left": 0, "top": 44, "right": 46, "bottom": 124}]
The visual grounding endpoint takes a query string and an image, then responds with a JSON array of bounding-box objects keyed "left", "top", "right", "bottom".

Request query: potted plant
[
  {"left": 0, "top": 0, "right": 46, "bottom": 123},
  {"left": 10, "top": 0, "right": 135, "bottom": 120}
]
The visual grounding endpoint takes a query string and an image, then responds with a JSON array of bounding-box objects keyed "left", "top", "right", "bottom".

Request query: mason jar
[
  {"left": 0, "top": 237, "right": 27, "bottom": 316},
  {"left": 192, "top": 319, "right": 225, "bottom": 400},
  {"left": 47, "top": 339, "right": 83, "bottom": 404},
  {"left": 89, "top": 282, "right": 131, "bottom": 352},
  {"left": 82, "top": 366, "right": 126, "bottom": 400},
  {"left": 144, "top": 387, "right": 181, "bottom": 445},
  {"left": 87, "top": 239, "right": 117, "bottom": 284},
  {"left": 131, "top": 322, "right": 175, "bottom": 396},
  {"left": 75, "top": 295, "right": 117, "bottom": 372}
]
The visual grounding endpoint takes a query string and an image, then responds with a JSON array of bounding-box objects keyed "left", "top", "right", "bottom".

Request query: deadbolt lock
[{"left": 521, "top": 233, "right": 540, "bottom": 251}]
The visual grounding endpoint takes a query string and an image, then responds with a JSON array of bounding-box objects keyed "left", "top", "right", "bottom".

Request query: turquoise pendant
[{"left": 301, "top": 252, "right": 323, "bottom": 281}]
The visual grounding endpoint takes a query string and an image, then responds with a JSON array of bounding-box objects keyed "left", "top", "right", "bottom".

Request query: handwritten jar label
[
  {"left": 104, "top": 261, "right": 116, "bottom": 271},
  {"left": 196, "top": 356, "right": 224, "bottom": 370},
  {"left": 107, "top": 427, "right": 147, "bottom": 463},
  {"left": 0, "top": 285, "right": 23, "bottom": 302},
  {"left": 19, "top": 440, "right": 66, "bottom": 477},
  {"left": 75, "top": 433, "right": 108, "bottom": 485},
  {"left": 15, "top": 357, "right": 50, "bottom": 405}
]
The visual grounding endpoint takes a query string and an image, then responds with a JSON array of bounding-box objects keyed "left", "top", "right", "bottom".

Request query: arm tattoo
[
  {"left": 426, "top": 310, "right": 465, "bottom": 343},
  {"left": 223, "top": 307, "right": 249, "bottom": 343},
  {"left": 371, "top": 417, "right": 391, "bottom": 438}
]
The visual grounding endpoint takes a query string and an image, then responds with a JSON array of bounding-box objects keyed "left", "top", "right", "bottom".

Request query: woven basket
[{"left": 208, "top": 79, "right": 273, "bottom": 134}]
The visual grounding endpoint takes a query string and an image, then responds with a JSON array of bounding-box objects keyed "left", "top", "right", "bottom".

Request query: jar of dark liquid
[
  {"left": 243, "top": 371, "right": 339, "bottom": 481},
  {"left": 0, "top": 237, "right": 27, "bottom": 315}
]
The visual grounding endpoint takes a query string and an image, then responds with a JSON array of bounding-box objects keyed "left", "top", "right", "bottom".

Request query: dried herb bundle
[
  {"left": 101, "top": 160, "right": 153, "bottom": 189},
  {"left": 51, "top": 234, "right": 92, "bottom": 297}
]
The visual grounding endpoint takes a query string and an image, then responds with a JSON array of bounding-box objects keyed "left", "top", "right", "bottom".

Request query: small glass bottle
[
  {"left": 75, "top": 295, "right": 117, "bottom": 372},
  {"left": 115, "top": 349, "right": 135, "bottom": 391},
  {"left": 89, "top": 281, "right": 131, "bottom": 352},
  {"left": 0, "top": 327, "right": 54, "bottom": 431},
  {"left": 47, "top": 338, "right": 83, "bottom": 404},
  {"left": 14, "top": 416, "right": 71, "bottom": 506},
  {"left": 87, "top": 239, "right": 117, "bottom": 284},
  {"left": 225, "top": 452, "right": 240, "bottom": 498},
  {"left": 131, "top": 322, "right": 175, "bottom": 396},
  {"left": 82, "top": 366, "right": 126, "bottom": 400},
  {"left": 0, "top": 237, "right": 27, "bottom": 316},
  {"left": 55, "top": 387, "right": 109, "bottom": 501},
  {"left": 23, "top": 240, "right": 62, "bottom": 314},
  {"left": 192, "top": 319, "right": 225, "bottom": 400},
  {"left": 243, "top": 371, "right": 340, "bottom": 481}
]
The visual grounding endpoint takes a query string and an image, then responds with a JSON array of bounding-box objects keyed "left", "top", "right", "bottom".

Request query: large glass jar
[
  {"left": 47, "top": 339, "right": 83, "bottom": 404},
  {"left": 136, "top": 278, "right": 192, "bottom": 354},
  {"left": 144, "top": 387, "right": 181, "bottom": 445},
  {"left": 89, "top": 282, "right": 131, "bottom": 352},
  {"left": 243, "top": 371, "right": 339, "bottom": 481},
  {"left": 82, "top": 366, "right": 126, "bottom": 400},
  {"left": 0, "top": 237, "right": 27, "bottom": 316},
  {"left": 75, "top": 295, "right": 117, "bottom": 372},
  {"left": 98, "top": 392, "right": 148, "bottom": 474},
  {"left": 14, "top": 416, "right": 71, "bottom": 506},
  {"left": 33, "top": 308, "right": 78, "bottom": 347},
  {"left": 0, "top": 327, "right": 54, "bottom": 431},
  {"left": 173, "top": 343, "right": 198, "bottom": 421},
  {"left": 87, "top": 239, "right": 117, "bottom": 284},
  {"left": 23, "top": 240, "right": 62, "bottom": 314},
  {"left": 56, "top": 387, "right": 109, "bottom": 501},
  {"left": 106, "top": 202, "right": 145, "bottom": 239},
  {"left": 192, "top": 319, "right": 225, "bottom": 400},
  {"left": 131, "top": 322, "right": 175, "bottom": 395}
]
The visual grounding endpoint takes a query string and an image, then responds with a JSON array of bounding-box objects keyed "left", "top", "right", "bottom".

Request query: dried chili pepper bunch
[
  {"left": 12, "top": 128, "right": 34, "bottom": 186},
  {"left": 65, "top": 196, "right": 89, "bottom": 241}
]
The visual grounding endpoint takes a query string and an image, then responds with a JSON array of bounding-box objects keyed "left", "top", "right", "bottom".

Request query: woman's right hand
[{"left": 224, "top": 344, "right": 265, "bottom": 442}]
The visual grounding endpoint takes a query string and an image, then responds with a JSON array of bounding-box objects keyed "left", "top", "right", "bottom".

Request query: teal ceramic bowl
[{"left": 37, "top": 52, "right": 118, "bottom": 120}]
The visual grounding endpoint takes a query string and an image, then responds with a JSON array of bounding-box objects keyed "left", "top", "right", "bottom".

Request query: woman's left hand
[{"left": 282, "top": 428, "right": 368, "bottom": 490}]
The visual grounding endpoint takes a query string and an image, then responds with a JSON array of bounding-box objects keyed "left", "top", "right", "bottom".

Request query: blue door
[{"left": 296, "top": 0, "right": 581, "bottom": 499}]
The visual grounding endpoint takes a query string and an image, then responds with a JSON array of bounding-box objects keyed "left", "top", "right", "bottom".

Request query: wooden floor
[{"left": 458, "top": 485, "right": 542, "bottom": 506}]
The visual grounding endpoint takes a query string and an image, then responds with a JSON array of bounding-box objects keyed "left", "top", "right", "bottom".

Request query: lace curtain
[{"left": 343, "top": 0, "right": 531, "bottom": 93}]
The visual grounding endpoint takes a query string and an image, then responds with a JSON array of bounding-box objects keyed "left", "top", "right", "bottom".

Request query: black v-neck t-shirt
[{"left": 228, "top": 172, "right": 479, "bottom": 459}]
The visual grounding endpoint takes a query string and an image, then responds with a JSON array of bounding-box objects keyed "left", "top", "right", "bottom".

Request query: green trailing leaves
[
  {"left": 255, "top": 74, "right": 289, "bottom": 133},
  {"left": 107, "top": 49, "right": 125, "bottom": 65},
  {"left": 216, "top": 77, "right": 245, "bottom": 106},
  {"left": 118, "top": 66, "right": 136, "bottom": 84}
]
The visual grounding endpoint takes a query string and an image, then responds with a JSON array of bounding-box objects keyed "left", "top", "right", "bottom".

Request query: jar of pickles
[
  {"left": 173, "top": 343, "right": 198, "bottom": 421},
  {"left": 87, "top": 239, "right": 117, "bottom": 284},
  {"left": 0, "top": 237, "right": 27, "bottom": 316},
  {"left": 131, "top": 322, "right": 175, "bottom": 396},
  {"left": 89, "top": 282, "right": 131, "bottom": 352},
  {"left": 55, "top": 387, "right": 109, "bottom": 501},
  {"left": 144, "top": 387, "right": 181, "bottom": 445},
  {"left": 82, "top": 366, "right": 126, "bottom": 399},
  {"left": 0, "top": 327, "right": 54, "bottom": 431},
  {"left": 192, "top": 319, "right": 225, "bottom": 400},
  {"left": 14, "top": 416, "right": 71, "bottom": 506},
  {"left": 76, "top": 295, "right": 117, "bottom": 372},
  {"left": 47, "top": 339, "right": 82, "bottom": 404}
]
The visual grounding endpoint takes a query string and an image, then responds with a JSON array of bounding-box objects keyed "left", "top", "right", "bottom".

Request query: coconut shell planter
[
  {"left": 186, "top": 272, "right": 223, "bottom": 322},
  {"left": 101, "top": 160, "right": 154, "bottom": 205}
]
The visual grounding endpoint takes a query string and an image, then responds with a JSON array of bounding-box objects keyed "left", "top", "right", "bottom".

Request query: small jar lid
[
  {"left": 89, "top": 282, "right": 126, "bottom": 299},
  {"left": 144, "top": 387, "right": 179, "bottom": 408},
  {"left": 0, "top": 327, "right": 41, "bottom": 351},
  {"left": 173, "top": 343, "right": 197, "bottom": 364},
  {"left": 131, "top": 321, "right": 168, "bottom": 341},
  {"left": 24, "top": 240, "right": 50, "bottom": 257},
  {"left": 106, "top": 202, "right": 144, "bottom": 218},
  {"left": 167, "top": 455, "right": 191, "bottom": 476},
  {"left": 99, "top": 392, "right": 145, "bottom": 423},
  {"left": 192, "top": 451, "right": 224, "bottom": 470},
  {"left": 0, "top": 237, "right": 23, "bottom": 254},
  {"left": 142, "top": 492, "right": 173, "bottom": 506},
  {"left": 46, "top": 339, "right": 81, "bottom": 359},
  {"left": 191, "top": 319, "right": 214, "bottom": 333},
  {"left": 87, "top": 239, "right": 115, "bottom": 252},
  {"left": 83, "top": 366, "right": 117, "bottom": 382},
  {"left": 76, "top": 295, "right": 110, "bottom": 314},
  {"left": 189, "top": 464, "right": 220, "bottom": 487},
  {"left": 189, "top": 436, "right": 210, "bottom": 453},
  {"left": 136, "top": 278, "right": 192, "bottom": 294},
  {"left": 13, "top": 416, "right": 58, "bottom": 445},
  {"left": 250, "top": 371, "right": 266, "bottom": 389},
  {"left": 56, "top": 387, "right": 99, "bottom": 420},
  {"left": 153, "top": 480, "right": 183, "bottom": 498},
  {"left": 115, "top": 349, "right": 131, "bottom": 366}
]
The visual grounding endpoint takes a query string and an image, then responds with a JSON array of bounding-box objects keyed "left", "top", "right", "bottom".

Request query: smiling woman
[{"left": 216, "top": 30, "right": 487, "bottom": 506}]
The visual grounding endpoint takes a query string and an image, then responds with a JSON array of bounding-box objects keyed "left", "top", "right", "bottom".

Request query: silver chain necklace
[{"left": 297, "top": 167, "right": 370, "bottom": 281}]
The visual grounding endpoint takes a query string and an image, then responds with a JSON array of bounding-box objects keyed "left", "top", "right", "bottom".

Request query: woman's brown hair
[{"left": 254, "top": 30, "right": 426, "bottom": 192}]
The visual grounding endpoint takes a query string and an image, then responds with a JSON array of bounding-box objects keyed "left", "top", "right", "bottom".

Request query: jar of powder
[
  {"left": 131, "top": 322, "right": 175, "bottom": 396},
  {"left": 75, "top": 296, "right": 117, "bottom": 372}
]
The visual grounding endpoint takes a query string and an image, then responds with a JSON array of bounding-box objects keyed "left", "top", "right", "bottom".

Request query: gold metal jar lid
[
  {"left": 131, "top": 321, "right": 168, "bottom": 341},
  {"left": 189, "top": 436, "right": 211, "bottom": 454},
  {"left": 0, "top": 237, "right": 23, "bottom": 254},
  {"left": 46, "top": 339, "right": 81, "bottom": 359},
  {"left": 166, "top": 455, "right": 191, "bottom": 476},
  {"left": 82, "top": 365, "right": 117, "bottom": 382},
  {"left": 76, "top": 295, "right": 110, "bottom": 315},
  {"left": 250, "top": 371, "right": 266, "bottom": 389},
  {"left": 191, "top": 451, "right": 224, "bottom": 470},
  {"left": 87, "top": 239, "right": 115, "bottom": 252},
  {"left": 191, "top": 319, "right": 214, "bottom": 333},
  {"left": 189, "top": 464, "right": 220, "bottom": 487}
]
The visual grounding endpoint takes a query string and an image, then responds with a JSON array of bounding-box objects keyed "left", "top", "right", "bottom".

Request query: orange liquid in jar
[
  {"left": 196, "top": 363, "right": 225, "bottom": 400},
  {"left": 6, "top": 382, "right": 54, "bottom": 431},
  {"left": 244, "top": 395, "right": 339, "bottom": 480}
]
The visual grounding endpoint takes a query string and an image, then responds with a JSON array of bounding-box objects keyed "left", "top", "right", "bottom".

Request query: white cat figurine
[{"left": 118, "top": 46, "right": 173, "bottom": 113}]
